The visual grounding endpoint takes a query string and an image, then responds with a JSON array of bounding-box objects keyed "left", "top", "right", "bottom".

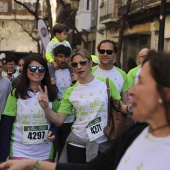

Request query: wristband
[{"left": 33, "top": 160, "right": 41, "bottom": 170}]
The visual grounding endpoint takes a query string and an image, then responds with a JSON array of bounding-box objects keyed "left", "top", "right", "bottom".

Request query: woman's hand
[
  {"left": 71, "top": 73, "right": 78, "bottom": 82},
  {"left": 0, "top": 159, "right": 36, "bottom": 170},
  {"left": 0, "top": 159, "right": 56, "bottom": 170},
  {"left": 47, "top": 131, "right": 55, "bottom": 142},
  {"left": 38, "top": 86, "right": 49, "bottom": 109}
]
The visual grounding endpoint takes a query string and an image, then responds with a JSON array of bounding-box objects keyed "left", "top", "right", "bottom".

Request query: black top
[{"left": 56, "top": 123, "right": 148, "bottom": 170}]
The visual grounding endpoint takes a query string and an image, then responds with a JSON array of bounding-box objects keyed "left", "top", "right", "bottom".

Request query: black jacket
[{"left": 57, "top": 123, "right": 148, "bottom": 170}]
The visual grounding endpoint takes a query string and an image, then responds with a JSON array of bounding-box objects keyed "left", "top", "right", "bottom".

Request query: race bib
[
  {"left": 23, "top": 125, "right": 49, "bottom": 144},
  {"left": 85, "top": 117, "right": 105, "bottom": 141}
]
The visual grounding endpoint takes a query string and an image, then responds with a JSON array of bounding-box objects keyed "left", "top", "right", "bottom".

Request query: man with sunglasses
[
  {"left": 127, "top": 48, "right": 149, "bottom": 89},
  {"left": 52, "top": 44, "right": 77, "bottom": 162},
  {"left": 92, "top": 40, "right": 129, "bottom": 104}
]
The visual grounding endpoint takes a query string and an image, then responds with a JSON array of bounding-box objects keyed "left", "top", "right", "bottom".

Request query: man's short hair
[
  {"left": 97, "top": 40, "right": 118, "bottom": 53},
  {"left": 6, "top": 54, "right": 17, "bottom": 64},
  {"left": 53, "top": 45, "right": 71, "bottom": 57}
]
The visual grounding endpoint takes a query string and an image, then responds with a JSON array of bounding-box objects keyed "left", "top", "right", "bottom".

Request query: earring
[{"left": 158, "top": 98, "right": 163, "bottom": 104}]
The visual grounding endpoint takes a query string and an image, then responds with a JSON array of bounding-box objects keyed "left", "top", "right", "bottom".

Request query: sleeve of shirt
[
  {"left": 127, "top": 70, "right": 135, "bottom": 89},
  {"left": 63, "top": 40, "right": 72, "bottom": 50},
  {"left": 3, "top": 91, "right": 17, "bottom": 117},
  {"left": 91, "top": 65, "right": 98, "bottom": 74},
  {"left": 57, "top": 87, "right": 74, "bottom": 115},
  {"left": 109, "top": 79, "right": 121, "bottom": 101},
  {"left": 121, "top": 72, "right": 129, "bottom": 92},
  {"left": 52, "top": 99, "right": 60, "bottom": 112},
  {"left": 45, "top": 41, "right": 54, "bottom": 63},
  {"left": 0, "top": 115, "right": 15, "bottom": 162},
  {"left": 8, "top": 81, "right": 12, "bottom": 94}
]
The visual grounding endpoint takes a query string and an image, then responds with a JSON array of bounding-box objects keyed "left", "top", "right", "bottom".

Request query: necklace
[{"left": 149, "top": 124, "right": 170, "bottom": 132}]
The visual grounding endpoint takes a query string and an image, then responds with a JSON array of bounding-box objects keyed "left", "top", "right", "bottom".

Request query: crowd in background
[{"left": 1, "top": 23, "right": 170, "bottom": 170}]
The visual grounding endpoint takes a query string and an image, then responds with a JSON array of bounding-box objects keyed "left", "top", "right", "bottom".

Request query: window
[
  {"left": 0, "top": 21, "right": 5, "bottom": 28},
  {"left": 86, "top": 0, "right": 89, "bottom": 10}
]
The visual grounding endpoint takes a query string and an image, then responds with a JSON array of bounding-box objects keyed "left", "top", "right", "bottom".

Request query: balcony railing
[
  {"left": 100, "top": 0, "right": 117, "bottom": 22},
  {"left": 118, "top": 0, "right": 161, "bottom": 16}
]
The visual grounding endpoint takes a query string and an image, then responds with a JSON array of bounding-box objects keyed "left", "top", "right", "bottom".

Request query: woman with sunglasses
[
  {"left": 36, "top": 48, "right": 131, "bottom": 164},
  {"left": 2, "top": 50, "right": 170, "bottom": 170},
  {"left": 0, "top": 54, "right": 59, "bottom": 162}
]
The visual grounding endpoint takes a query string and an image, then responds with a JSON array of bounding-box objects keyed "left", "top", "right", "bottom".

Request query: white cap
[{"left": 0, "top": 53, "right": 6, "bottom": 59}]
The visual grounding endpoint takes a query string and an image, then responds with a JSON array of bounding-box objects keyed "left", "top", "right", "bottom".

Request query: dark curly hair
[{"left": 13, "top": 54, "right": 57, "bottom": 102}]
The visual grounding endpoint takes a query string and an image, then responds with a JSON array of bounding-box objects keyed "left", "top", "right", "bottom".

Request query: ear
[
  {"left": 55, "top": 33, "right": 59, "bottom": 37},
  {"left": 89, "top": 60, "right": 93, "bottom": 68},
  {"left": 163, "top": 88, "right": 170, "bottom": 101}
]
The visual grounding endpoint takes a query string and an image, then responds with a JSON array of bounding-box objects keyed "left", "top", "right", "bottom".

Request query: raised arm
[{"left": 38, "top": 86, "right": 68, "bottom": 126}]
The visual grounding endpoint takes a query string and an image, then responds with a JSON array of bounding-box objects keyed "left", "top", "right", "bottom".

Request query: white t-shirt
[
  {"left": 135, "top": 68, "right": 141, "bottom": 84},
  {"left": 117, "top": 127, "right": 170, "bottom": 170},
  {"left": 55, "top": 68, "right": 74, "bottom": 123},
  {"left": 92, "top": 66, "right": 128, "bottom": 93},
  {"left": 58, "top": 76, "right": 121, "bottom": 144},
  {"left": 4, "top": 90, "right": 57, "bottom": 160}
]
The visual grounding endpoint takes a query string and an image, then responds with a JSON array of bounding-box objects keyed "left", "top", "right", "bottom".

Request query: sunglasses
[
  {"left": 139, "top": 55, "right": 147, "bottom": 58},
  {"left": 28, "top": 66, "right": 45, "bottom": 73},
  {"left": 98, "top": 49, "right": 114, "bottom": 55},
  {"left": 71, "top": 60, "right": 88, "bottom": 68}
]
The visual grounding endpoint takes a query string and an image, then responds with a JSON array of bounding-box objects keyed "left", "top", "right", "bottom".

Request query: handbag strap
[{"left": 106, "top": 78, "right": 111, "bottom": 124}]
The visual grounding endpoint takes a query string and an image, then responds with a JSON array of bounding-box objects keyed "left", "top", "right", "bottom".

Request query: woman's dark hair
[
  {"left": 142, "top": 50, "right": 170, "bottom": 125},
  {"left": 13, "top": 54, "right": 57, "bottom": 102},
  {"left": 126, "top": 58, "right": 137, "bottom": 73}
]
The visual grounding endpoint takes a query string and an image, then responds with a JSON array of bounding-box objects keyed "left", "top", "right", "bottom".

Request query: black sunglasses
[
  {"left": 98, "top": 49, "right": 114, "bottom": 55},
  {"left": 28, "top": 66, "right": 46, "bottom": 73},
  {"left": 71, "top": 60, "right": 88, "bottom": 68}
]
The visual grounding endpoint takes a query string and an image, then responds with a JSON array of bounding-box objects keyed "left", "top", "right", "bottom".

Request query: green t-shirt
[
  {"left": 127, "top": 65, "right": 140, "bottom": 88},
  {"left": 92, "top": 65, "right": 129, "bottom": 93}
]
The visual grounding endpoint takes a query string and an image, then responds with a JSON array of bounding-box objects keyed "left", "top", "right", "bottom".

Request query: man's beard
[{"left": 59, "top": 62, "right": 68, "bottom": 69}]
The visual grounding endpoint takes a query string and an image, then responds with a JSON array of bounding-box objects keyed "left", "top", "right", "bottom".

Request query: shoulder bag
[{"left": 103, "top": 78, "right": 135, "bottom": 141}]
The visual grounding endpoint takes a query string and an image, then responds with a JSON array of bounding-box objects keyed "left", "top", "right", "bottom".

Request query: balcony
[
  {"left": 118, "top": 0, "right": 161, "bottom": 16},
  {"left": 99, "top": 0, "right": 118, "bottom": 24}
]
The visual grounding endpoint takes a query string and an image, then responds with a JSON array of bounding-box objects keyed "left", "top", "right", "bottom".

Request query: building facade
[
  {"left": 0, "top": 0, "right": 45, "bottom": 54},
  {"left": 74, "top": 0, "right": 170, "bottom": 70}
]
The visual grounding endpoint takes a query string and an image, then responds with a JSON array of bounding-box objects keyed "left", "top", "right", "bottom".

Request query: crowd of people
[{"left": 1, "top": 23, "right": 170, "bottom": 170}]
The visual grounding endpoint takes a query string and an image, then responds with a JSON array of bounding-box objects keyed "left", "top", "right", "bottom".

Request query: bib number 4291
[{"left": 28, "top": 131, "right": 45, "bottom": 140}]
